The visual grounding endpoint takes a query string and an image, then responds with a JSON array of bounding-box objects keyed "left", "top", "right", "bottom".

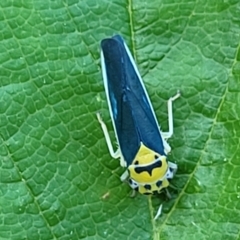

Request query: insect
[{"left": 97, "top": 35, "right": 180, "bottom": 195}]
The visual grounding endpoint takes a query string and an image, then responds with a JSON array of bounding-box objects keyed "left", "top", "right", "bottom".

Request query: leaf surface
[{"left": 0, "top": 0, "right": 240, "bottom": 239}]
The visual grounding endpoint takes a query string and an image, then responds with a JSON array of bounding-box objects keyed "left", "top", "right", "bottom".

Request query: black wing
[{"left": 101, "top": 35, "right": 165, "bottom": 166}]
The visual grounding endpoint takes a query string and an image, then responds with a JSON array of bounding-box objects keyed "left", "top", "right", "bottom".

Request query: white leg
[
  {"left": 168, "top": 161, "right": 177, "bottom": 169},
  {"left": 154, "top": 204, "right": 163, "bottom": 220},
  {"left": 161, "top": 91, "right": 181, "bottom": 139},
  {"left": 168, "top": 161, "right": 178, "bottom": 174},
  {"left": 96, "top": 113, "right": 121, "bottom": 159},
  {"left": 120, "top": 169, "right": 129, "bottom": 182},
  {"left": 161, "top": 137, "right": 171, "bottom": 154}
]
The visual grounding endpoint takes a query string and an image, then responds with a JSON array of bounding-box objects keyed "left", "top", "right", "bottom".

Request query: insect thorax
[{"left": 127, "top": 143, "right": 173, "bottom": 194}]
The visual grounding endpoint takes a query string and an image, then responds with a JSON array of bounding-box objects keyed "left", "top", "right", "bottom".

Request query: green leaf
[{"left": 0, "top": 0, "right": 240, "bottom": 239}]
